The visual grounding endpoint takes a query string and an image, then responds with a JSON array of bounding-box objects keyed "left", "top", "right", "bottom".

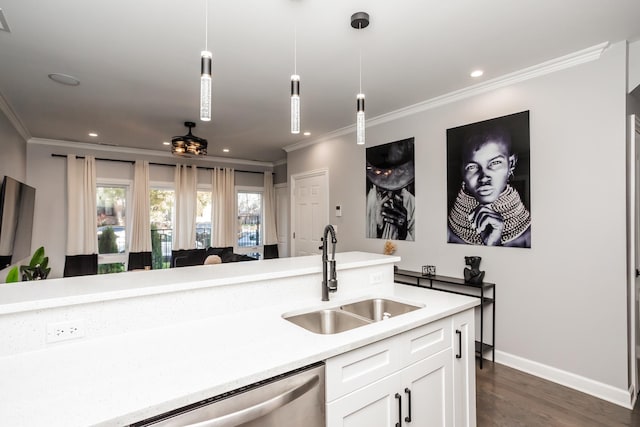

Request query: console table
[{"left": 394, "top": 269, "right": 495, "bottom": 369}]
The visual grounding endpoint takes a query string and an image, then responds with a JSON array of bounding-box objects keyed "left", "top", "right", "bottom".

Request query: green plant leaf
[
  {"left": 5, "top": 267, "right": 20, "bottom": 283},
  {"left": 20, "top": 265, "right": 33, "bottom": 281},
  {"left": 29, "top": 246, "right": 45, "bottom": 268}
]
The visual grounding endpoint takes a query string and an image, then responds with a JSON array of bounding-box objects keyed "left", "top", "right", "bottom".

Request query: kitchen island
[{"left": 0, "top": 252, "right": 479, "bottom": 426}]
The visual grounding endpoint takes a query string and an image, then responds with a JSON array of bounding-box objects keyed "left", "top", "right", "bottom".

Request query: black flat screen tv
[{"left": 0, "top": 176, "right": 35, "bottom": 270}]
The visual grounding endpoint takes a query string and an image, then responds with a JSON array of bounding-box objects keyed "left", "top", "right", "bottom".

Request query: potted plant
[{"left": 5, "top": 246, "right": 51, "bottom": 283}]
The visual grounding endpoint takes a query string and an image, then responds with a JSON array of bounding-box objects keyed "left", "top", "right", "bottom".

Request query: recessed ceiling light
[
  {"left": 162, "top": 141, "right": 170, "bottom": 146},
  {"left": 303, "top": 131, "right": 311, "bottom": 136},
  {"left": 470, "top": 70, "right": 484, "bottom": 78},
  {"left": 223, "top": 148, "right": 230, "bottom": 153},
  {"left": 88, "top": 132, "right": 98, "bottom": 137},
  {"left": 48, "top": 73, "right": 81, "bottom": 86}
]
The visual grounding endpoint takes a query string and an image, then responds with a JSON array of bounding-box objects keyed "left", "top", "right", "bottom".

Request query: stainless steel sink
[
  {"left": 283, "top": 298, "right": 423, "bottom": 334},
  {"left": 284, "top": 309, "right": 371, "bottom": 335},
  {"left": 340, "top": 298, "right": 422, "bottom": 321}
]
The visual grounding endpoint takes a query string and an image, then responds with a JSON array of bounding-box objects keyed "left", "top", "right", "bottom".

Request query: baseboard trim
[{"left": 494, "top": 350, "right": 633, "bottom": 409}]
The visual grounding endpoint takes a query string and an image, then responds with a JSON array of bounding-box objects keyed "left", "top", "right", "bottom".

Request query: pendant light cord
[
  {"left": 359, "top": 50, "right": 362, "bottom": 93},
  {"left": 205, "top": 0, "right": 208, "bottom": 51},
  {"left": 358, "top": 22, "right": 362, "bottom": 93},
  {"left": 294, "top": 25, "right": 297, "bottom": 75}
]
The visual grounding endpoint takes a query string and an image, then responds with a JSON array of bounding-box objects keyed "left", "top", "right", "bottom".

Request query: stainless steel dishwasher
[{"left": 131, "top": 362, "right": 325, "bottom": 427}]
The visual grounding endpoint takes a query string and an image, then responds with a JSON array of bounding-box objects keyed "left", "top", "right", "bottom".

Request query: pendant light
[
  {"left": 200, "top": 0, "right": 212, "bottom": 122},
  {"left": 290, "top": 26, "right": 300, "bottom": 134},
  {"left": 351, "top": 12, "right": 369, "bottom": 145}
]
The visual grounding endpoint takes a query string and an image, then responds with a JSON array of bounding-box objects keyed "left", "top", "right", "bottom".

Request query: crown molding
[
  {"left": 273, "top": 158, "right": 287, "bottom": 166},
  {"left": 284, "top": 42, "right": 609, "bottom": 153},
  {"left": 28, "top": 138, "right": 275, "bottom": 168},
  {"left": 283, "top": 122, "right": 356, "bottom": 153},
  {"left": 0, "top": 89, "right": 31, "bottom": 142}
]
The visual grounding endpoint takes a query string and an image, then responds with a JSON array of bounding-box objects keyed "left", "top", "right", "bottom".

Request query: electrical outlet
[
  {"left": 46, "top": 319, "right": 85, "bottom": 343},
  {"left": 370, "top": 272, "right": 383, "bottom": 284}
]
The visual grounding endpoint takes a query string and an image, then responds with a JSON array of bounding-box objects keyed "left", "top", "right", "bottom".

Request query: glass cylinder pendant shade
[
  {"left": 291, "top": 74, "right": 300, "bottom": 134},
  {"left": 200, "top": 51, "right": 212, "bottom": 122},
  {"left": 356, "top": 93, "right": 365, "bottom": 145}
]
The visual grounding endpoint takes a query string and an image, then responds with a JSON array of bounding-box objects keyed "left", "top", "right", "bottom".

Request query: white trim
[
  {"left": 494, "top": 350, "right": 634, "bottom": 409},
  {"left": 28, "top": 138, "right": 275, "bottom": 168},
  {"left": 273, "top": 158, "right": 287, "bottom": 166},
  {"left": 0, "top": 89, "right": 31, "bottom": 142},
  {"left": 284, "top": 42, "right": 609, "bottom": 154}
]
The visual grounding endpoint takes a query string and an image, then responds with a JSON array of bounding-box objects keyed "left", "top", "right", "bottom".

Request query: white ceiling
[{"left": 0, "top": 0, "right": 639, "bottom": 163}]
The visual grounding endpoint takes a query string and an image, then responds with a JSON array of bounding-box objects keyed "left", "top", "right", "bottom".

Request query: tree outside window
[
  {"left": 97, "top": 186, "right": 127, "bottom": 274},
  {"left": 150, "top": 189, "right": 174, "bottom": 269},
  {"left": 196, "top": 191, "right": 212, "bottom": 249},
  {"left": 237, "top": 189, "right": 263, "bottom": 259}
]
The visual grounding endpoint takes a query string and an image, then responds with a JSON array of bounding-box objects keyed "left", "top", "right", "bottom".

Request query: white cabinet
[
  {"left": 453, "top": 309, "right": 477, "bottom": 427},
  {"left": 326, "top": 373, "right": 399, "bottom": 426},
  {"left": 326, "top": 309, "right": 475, "bottom": 427},
  {"left": 327, "top": 350, "right": 454, "bottom": 426}
]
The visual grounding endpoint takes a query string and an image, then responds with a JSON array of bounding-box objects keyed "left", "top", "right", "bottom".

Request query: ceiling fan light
[{"left": 171, "top": 121, "right": 208, "bottom": 157}]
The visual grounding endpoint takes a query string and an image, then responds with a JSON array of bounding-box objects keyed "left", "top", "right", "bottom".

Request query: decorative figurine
[
  {"left": 383, "top": 240, "right": 397, "bottom": 255},
  {"left": 463, "top": 256, "right": 484, "bottom": 285},
  {"left": 422, "top": 265, "right": 436, "bottom": 276}
]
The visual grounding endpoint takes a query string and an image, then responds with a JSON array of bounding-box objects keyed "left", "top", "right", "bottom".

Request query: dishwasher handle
[{"left": 184, "top": 374, "right": 320, "bottom": 427}]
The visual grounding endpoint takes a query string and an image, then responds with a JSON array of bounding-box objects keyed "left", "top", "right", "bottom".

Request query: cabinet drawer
[
  {"left": 399, "top": 317, "right": 452, "bottom": 366},
  {"left": 326, "top": 336, "right": 401, "bottom": 402}
]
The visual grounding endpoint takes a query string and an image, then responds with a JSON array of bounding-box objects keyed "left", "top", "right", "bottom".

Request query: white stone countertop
[
  {"left": 0, "top": 251, "right": 399, "bottom": 315},
  {"left": 0, "top": 253, "right": 480, "bottom": 426}
]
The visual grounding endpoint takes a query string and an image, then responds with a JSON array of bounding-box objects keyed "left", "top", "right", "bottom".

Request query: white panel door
[
  {"left": 631, "top": 114, "right": 640, "bottom": 402},
  {"left": 291, "top": 170, "right": 328, "bottom": 257}
]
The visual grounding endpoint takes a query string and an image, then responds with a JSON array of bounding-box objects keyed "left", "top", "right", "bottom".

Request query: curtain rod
[{"left": 50, "top": 154, "right": 267, "bottom": 174}]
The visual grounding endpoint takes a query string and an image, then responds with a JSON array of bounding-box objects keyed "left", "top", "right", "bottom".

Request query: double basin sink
[{"left": 283, "top": 298, "right": 423, "bottom": 335}]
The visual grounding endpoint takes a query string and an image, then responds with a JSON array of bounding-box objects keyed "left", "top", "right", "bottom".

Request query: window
[
  {"left": 236, "top": 187, "right": 263, "bottom": 259},
  {"left": 97, "top": 184, "right": 128, "bottom": 274},
  {"left": 150, "top": 188, "right": 174, "bottom": 269},
  {"left": 196, "top": 190, "right": 212, "bottom": 249}
]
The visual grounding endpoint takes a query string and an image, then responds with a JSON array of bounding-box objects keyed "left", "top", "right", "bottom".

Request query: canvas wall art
[
  {"left": 446, "top": 111, "right": 531, "bottom": 248},
  {"left": 366, "top": 137, "right": 415, "bottom": 241}
]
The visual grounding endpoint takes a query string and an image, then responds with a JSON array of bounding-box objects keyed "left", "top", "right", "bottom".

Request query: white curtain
[
  {"left": 66, "top": 155, "right": 97, "bottom": 255},
  {"left": 263, "top": 172, "right": 278, "bottom": 245},
  {"left": 173, "top": 165, "right": 197, "bottom": 250},
  {"left": 212, "top": 167, "right": 235, "bottom": 247},
  {"left": 130, "top": 161, "right": 151, "bottom": 252}
]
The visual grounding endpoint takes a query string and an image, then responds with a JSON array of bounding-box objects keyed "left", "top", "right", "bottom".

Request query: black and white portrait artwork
[
  {"left": 446, "top": 111, "right": 531, "bottom": 248},
  {"left": 366, "top": 137, "right": 415, "bottom": 241}
]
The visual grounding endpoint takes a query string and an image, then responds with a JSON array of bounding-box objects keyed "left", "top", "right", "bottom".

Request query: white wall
[
  {"left": 26, "top": 140, "right": 273, "bottom": 278},
  {"left": 0, "top": 109, "right": 26, "bottom": 183},
  {"left": 288, "top": 42, "right": 629, "bottom": 396}
]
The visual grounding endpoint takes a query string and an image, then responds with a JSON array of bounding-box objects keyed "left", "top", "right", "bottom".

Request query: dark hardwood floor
[{"left": 476, "top": 361, "right": 640, "bottom": 427}]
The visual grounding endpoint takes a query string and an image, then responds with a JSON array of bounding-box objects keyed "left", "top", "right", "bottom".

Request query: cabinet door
[
  {"left": 453, "top": 309, "right": 477, "bottom": 427},
  {"left": 326, "top": 374, "right": 399, "bottom": 427},
  {"left": 401, "top": 348, "right": 454, "bottom": 427}
]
